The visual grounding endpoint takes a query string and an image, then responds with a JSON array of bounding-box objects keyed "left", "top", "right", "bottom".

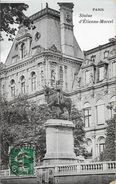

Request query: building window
[
  {"left": 64, "top": 66, "right": 67, "bottom": 89},
  {"left": 108, "top": 96, "right": 116, "bottom": 118},
  {"left": 85, "top": 70, "right": 91, "bottom": 84},
  {"left": 31, "top": 72, "right": 36, "bottom": 91},
  {"left": 112, "top": 62, "right": 116, "bottom": 78},
  {"left": 85, "top": 139, "right": 93, "bottom": 158},
  {"left": 83, "top": 103, "right": 91, "bottom": 128},
  {"left": 20, "top": 75, "right": 25, "bottom": 94},
  {"left": 59, "top": 66, "right": 63, "bottom": 86},
  {"left": 20, "top": 42, "right": 27, "bottom": 58},
  {"left": 91, "top": 55, "right": 96, "bottom": 62},
  {"left": 96, "top": 100, "right": 105, "bottom": 125},
  {"left": 10, "top": 79, "right": 15, "bottom": 97},
  {"left": 98, "top": 67, "right": 104, "bottom": 81},
  {"left": 99, "top": 143, "right": 105, "bottom": 153},
  {"left": 104, "top": 50, "right": 109, "bottom": 59},
  {"left": 51, "top": 69, "right": 56, "bottom": 87},
  {"left": 98, "top": 137, "right": 105, "bottom": 155},
  {"left": 41, "top": 70, "right": 44, "bottom": 85}
]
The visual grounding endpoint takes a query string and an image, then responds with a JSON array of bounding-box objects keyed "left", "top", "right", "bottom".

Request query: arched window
[
  {"left": 96, "top": 99, "right": 105, "bottom": 125},
  {"left": 21, "top": 42, "right": 27, "bottom": 58},
  {"left": 31, "top": 72, "right": 36, "bottom": 91},
  {"left": 86, "top": 138, "right": 93, "bottom": 158},
  {"left": 20, "top": 75, "right": 25, "bottom": 94},
  {"left": 10, "top": 79, "right": 15, "bottom": 97},
  {"left": 59, "top": 66, "right": 63, "bottom": 86},
  {"left": 41, "top": 70, "right": 44, "bottom": 85},
  {"left": 51, "top": 69, "right": 55, "bottom": 87},
  {"left": 64, "top": 66, "right": 67, "bottom": 89},
  {"left": 83, "top": 102, "right": 91, "bottom": 128},
  {"left": 98, "top": 136, "right": 105, "bottom": 155},
  {"left": 109, "top": 96, "right": 116, "bottom": 118}
]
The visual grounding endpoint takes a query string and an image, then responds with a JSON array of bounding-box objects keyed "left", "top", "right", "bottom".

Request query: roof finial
[{"left": 46, "top": 2, "right": 48, "bottom": 8}]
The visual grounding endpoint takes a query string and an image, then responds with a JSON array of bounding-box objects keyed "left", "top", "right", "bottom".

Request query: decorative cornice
[
  {"left": 16, "top": 33, "right": 32, "bottom": 42},
  {"left": 84, "top": 40, "right": 116, "bottom": 56},
  {"left": 58, "top": 3, "right": 74, "bottom": 9},
  {"left": 61, "top": 23, "right": 74, "bottom": 30},
  {"left": 66, "top": 79, "right": 116, "bottom": 97},
  {"left": 108, "top": 55, "right": 116, "bottom": 60},
  {"left": 0, "top": 50, "right": 82, "bottom": 76},
  {"left": 82, "top": 62, "right": 96, "bottom": 69},
  {"left": 29, "top": 7, "right": 60, "bottom": 22},
  {"left": 85, "top": 125, "right": 107, "bottom": 133},
  {"left": 97, "top": 60, "right": 108, "bottom": 66}
]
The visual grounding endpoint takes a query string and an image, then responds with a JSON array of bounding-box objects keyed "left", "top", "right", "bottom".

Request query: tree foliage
[
  {"left": 0, "top": 95, "right": 85, "bottom": 169},
  {"left": 100, "top": 116, "right": 116, "bottom": 161},
  {"left": 0, "top": 3, "right": 34, "bottom": 41}
]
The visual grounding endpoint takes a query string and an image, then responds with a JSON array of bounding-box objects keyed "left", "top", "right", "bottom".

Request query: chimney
[{"left": 58, "top": 3, "right": 75, "bottom": 57}]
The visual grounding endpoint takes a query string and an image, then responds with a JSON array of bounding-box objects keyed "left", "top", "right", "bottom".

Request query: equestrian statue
[{"left": 43, "top": 85, "right": 72, "bottom": 119}]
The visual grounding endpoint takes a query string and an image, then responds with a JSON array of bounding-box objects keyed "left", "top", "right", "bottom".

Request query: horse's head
[
  {"left": 43, "top": 85, "right": 54, "bottom": 97},
  {"left": 43, "top": 85, "right": 49, "bottom": 96}
]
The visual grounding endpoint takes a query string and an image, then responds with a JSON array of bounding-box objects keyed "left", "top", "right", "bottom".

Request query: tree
[
  {"left": 0, "top": 95, "right": 85, "bottom": 169},
  {"left": 0, "top": 3, "right": 34, "bottom": 41},
  {"left": 0, "top": 96, "right": 50, "bottom": 168},
  {"left": 100, "top": 116, "right": 116, "bottom": 161}
]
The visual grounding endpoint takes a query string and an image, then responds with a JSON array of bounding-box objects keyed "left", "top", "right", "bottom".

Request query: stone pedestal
[{"left": 43, "top": 119, "right": 76, "bottom": 165}]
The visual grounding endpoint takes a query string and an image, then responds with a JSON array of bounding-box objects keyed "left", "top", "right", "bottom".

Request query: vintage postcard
[{"left": 0, "top": 0, "right": 116, "bottom": 184}]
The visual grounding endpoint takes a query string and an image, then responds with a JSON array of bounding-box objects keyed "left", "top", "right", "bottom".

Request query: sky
[{"left": 0, "top": 0, "right": 116, "bottom": 63}]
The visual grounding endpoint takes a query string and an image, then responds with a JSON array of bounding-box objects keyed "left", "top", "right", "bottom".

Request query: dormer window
[
  {"left": 91, "top": 55, "right": 96, "bottom": 62},
  {"left": 16, "top": 33, "right": 32, "bottom": 60},
  {"left": 104, "top": 50, "right": 109, "bottom": 59},
  {"left": 21, "top": 42, "right": 27, "bottom": 58}
]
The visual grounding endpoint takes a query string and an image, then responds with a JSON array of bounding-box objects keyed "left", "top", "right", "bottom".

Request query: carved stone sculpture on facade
[{"left": 90, "top": 73, "right": 95, "bottom": 84}]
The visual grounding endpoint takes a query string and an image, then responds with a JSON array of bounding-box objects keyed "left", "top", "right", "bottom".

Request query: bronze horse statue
[{"left": 44, "top": 85, "right": 72, "bottom": 119}]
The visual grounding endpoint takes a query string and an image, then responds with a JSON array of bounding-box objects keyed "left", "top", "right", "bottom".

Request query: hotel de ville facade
[{"left": 0, "top": 3, "right": 116, "bottom": 161}]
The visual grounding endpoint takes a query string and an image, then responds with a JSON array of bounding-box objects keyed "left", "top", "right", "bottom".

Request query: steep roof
[{"left": 5, "top": 4, "right": 84, "bottom": 66}]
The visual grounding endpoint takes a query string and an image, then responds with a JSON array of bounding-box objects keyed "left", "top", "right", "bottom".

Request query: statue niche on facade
[{"left": 43, "top": 84, "right": 72, "bottom": 119}]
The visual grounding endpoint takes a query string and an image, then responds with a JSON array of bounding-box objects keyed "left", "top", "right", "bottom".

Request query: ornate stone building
[
  {"left": 72, "top": 38, "right": 116, "bottom": 160},
  {"left": 0, "top": 3, "right": 116, "bottom": 160}
]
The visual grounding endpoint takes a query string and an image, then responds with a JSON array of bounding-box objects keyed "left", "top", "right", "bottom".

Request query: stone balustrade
[
  {"left": 1, "top": 161, "right": 116, "bottom": 178},
  {"left": 0, "top": 169, "right": 10, "bottom": 177},
  {"left": 55, "top": 161, "right": 116, "bottom": 175}
]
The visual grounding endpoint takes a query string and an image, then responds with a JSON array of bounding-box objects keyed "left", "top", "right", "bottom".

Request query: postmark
[{"left": 9, "top": 142, "right": 35, "bottom": 176}]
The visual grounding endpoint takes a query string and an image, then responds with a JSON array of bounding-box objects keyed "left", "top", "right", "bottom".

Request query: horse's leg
[
  {"left": 49, "top": 104, "right": 53, "bottom": 112},
  {"left": 67, "top": 103, "right": 71, "bottom": 120},
  {"left": 68, "top": 107, "right": 71, "bottom": 120},
  {"left": 59, "top": 106, "right": 64, "bottom": 116}
]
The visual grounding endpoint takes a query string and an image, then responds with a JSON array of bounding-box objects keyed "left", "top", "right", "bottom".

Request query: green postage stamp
[{"left": 9, "top": 143, "right": 35, "bottom": 175}]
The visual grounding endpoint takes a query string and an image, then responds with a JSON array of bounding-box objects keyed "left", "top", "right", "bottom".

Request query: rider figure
[{"left": 56, "top": 86, "right": 63, "bottom": 105}]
